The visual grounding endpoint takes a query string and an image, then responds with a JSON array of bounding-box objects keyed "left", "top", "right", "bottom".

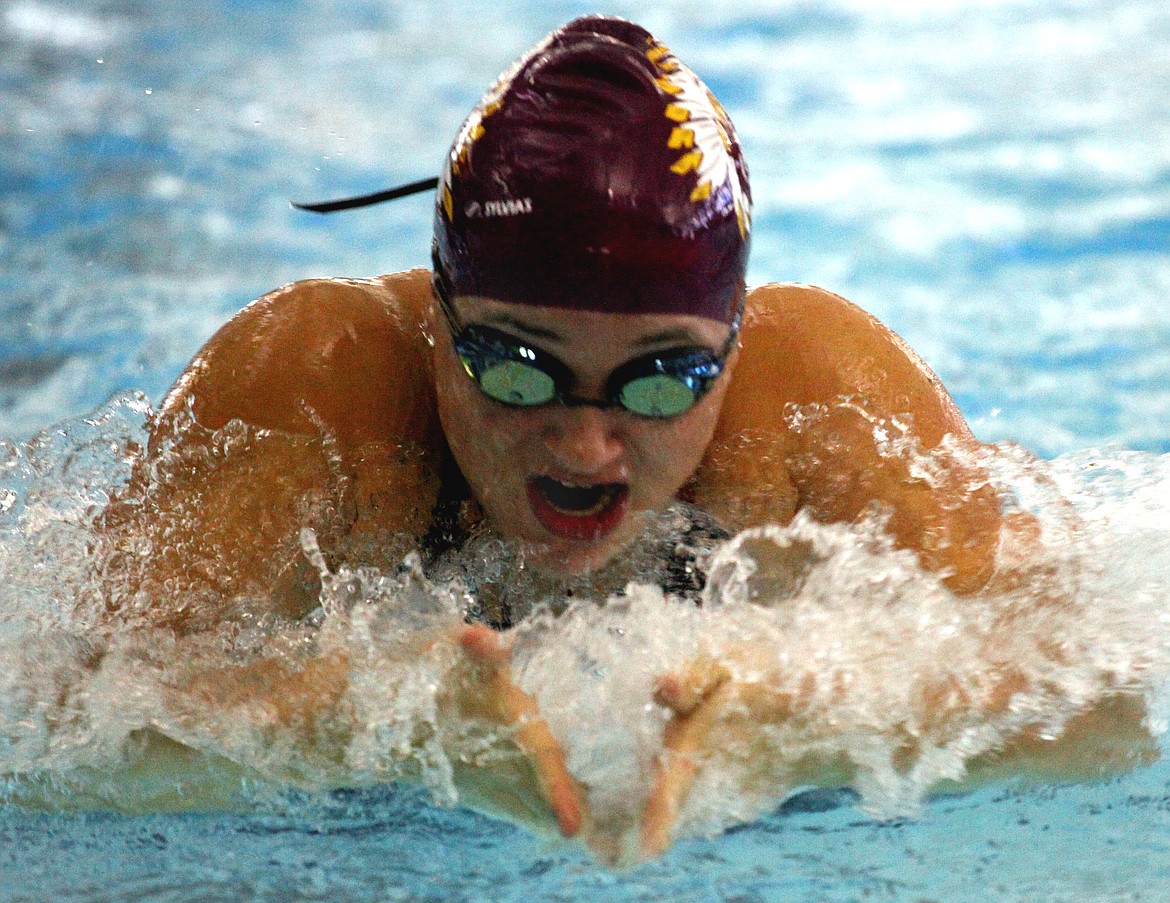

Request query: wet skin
[
  {"left": 431, "top": 296, "right": 738, "bottom": 576},
  {"left": 99, "top": 271, "right": 1077, "bottom": 858}
]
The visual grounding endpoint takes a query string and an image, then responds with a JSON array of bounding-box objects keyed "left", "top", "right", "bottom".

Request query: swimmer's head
[{"left": 432, "top": 15, "right": 752, "bottom": 325}]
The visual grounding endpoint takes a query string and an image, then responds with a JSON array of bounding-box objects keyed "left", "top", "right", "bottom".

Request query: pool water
[{"left": 2, "top": 0, "right": 1170, "bottom": 900}]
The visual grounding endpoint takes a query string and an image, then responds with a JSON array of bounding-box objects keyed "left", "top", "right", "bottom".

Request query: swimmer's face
[{"left": 431, "top": 294, "right": 737, "bottom": 575}]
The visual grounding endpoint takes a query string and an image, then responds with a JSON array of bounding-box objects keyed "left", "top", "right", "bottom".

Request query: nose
[{"left": 542, "top": 405, "right": 626, "bottom": 475}]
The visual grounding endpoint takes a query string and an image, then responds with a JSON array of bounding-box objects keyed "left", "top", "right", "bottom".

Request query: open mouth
[
  {"left": 527, "top": 476, "right": 629, "bottom": 541},
  {"left": 533, "top": 477, "right": 622, "bottom": 514}
]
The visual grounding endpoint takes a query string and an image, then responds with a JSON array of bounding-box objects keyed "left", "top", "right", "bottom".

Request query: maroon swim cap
[{"left": 432, "top": 16, "right": 751, "bottom": 324}]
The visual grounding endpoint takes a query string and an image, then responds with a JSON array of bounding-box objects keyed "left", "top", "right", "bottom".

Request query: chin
[
  {"left": 520, "top": 538, "right": 621, "bottom": 577},
  {"left": 485, "top": 495, "right": 658, "bottom": 577}
]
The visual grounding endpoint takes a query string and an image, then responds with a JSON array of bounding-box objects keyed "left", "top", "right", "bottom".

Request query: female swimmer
[{"left": 94, "top": 16, "right": 1147, "bottom": 858}]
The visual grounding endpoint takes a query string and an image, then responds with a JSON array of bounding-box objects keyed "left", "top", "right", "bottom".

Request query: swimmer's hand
[
  {"left": 639, "top": 654, "right": 1159, "bottom": 859},
  {"left": 640, "top": 657, "right": 733, "bottom": 858},
  {"left": 640, "top": 655, "right": 801, "bottom": 859},
  {"left": 457, "top": 624, "right": 587, "bottom": 838}
]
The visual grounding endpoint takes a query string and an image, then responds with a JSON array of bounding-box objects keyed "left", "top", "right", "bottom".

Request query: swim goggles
[
  {"left": 433, "top": 276, "right": 743, "bottom": 419},
  {"left": 293, "top": 180, "right": 742, "bottom": 418}
]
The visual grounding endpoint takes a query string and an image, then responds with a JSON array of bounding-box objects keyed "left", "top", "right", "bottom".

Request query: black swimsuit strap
[
  {"left": 418, "top": 448, "right": 514, "bottom": 630},
  {"left": 655, "top": 504, "right": 730, "bottom": 603},
  {"left": 419, "top": 445, "right": 472, "bottom": 567}
]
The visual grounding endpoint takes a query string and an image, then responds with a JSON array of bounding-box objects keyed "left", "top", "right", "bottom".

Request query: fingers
[
  {"left": 653, "top": 658, "right": 730, "bottom": 716},
  {"left": 511, "top": 712, "right": 585, "bottom": 837},
  {"left": 457, "top": 623, "right": 586, "bottom": 837},
  {"left": 457, "top": 622, "right": 512, "bottom": 668},
  {"left": 641, "top": 665, "right": 734, "bottom": 859},
  {"left": 640, "top": 736, "right": 702, "bottom": 858}
]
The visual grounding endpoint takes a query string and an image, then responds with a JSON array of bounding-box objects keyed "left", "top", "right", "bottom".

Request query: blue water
[
  {"left": 4, "top": 776, "right": 1170, "bottom": 901},
  {"left": 2, "top": 0, "right": 1170, "bottom": 900}
]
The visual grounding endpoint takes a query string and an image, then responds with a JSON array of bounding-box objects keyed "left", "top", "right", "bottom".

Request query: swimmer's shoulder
[
  {"left": 100, "top": 270, "right": 443, "bottom": 631},
  {"left": 154, "top": 268, "right": 441, "bottom": 451},
  {"left": 735, "top": 283, "right": 971, "bottom": 445}
]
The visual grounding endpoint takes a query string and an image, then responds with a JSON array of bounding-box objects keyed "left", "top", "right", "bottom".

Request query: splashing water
[{"left": 1, "top": 393, "right": 1169, "bottom": 860}]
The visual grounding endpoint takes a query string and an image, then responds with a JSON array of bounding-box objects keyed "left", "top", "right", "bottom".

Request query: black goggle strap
[
  {"left": 292, "top": 177, "right": 440, "bottom": 213},
  {"left": 432, "top": 270, "right": 463, "bottom": 338},
  {"left": 721, "top": 284, "right": 746, "bottom": 357}
]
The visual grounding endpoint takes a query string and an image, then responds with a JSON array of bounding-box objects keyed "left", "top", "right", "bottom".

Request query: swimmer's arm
[
  {"left": 167, "top": 650, "right": 353, "bottom": 748},
  {"left": 161, "top": 626, "right": 584, "bottom": 836},
  {"left": 150, "top": 270, "right": 440, "bottom": 451},
  {"left": 455, "top": 625, "right": 586, "bottom": 837},
  {"left": 961, "top": 691, "right": 1158, "bottom": 787},
  {"left": 640, "top": 656, "right": 1156, "bottom": 858}
]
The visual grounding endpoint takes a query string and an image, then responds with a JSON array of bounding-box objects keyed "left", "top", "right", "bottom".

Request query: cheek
[
  {"left": 433, "top": 350, "right": 536, "bottom": 484},
  {"left": 631, "top": 397, "right": 723, "bottom": 494}
]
